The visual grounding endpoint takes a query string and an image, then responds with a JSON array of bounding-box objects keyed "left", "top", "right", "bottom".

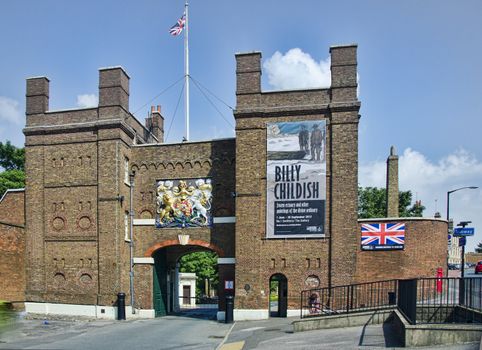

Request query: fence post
[
  {"left": 459, "top": 278, "right": 465, "bottom": 306},
  {"left": 300, "top": 292, "right": 303, "bottom": 319},
  {"left": 398, "top": 279, "right": 417, "bottom": 325},
  {"left": 350, "top": 285, "right": 354, "bottom": 311},
  {"left": 346, "top": 285, "right": 350, "bottom": 313}
]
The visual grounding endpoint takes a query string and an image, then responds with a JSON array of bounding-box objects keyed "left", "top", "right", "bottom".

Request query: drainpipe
[{"left": 129, "top": 171, "right": 136, "bottom": 314}]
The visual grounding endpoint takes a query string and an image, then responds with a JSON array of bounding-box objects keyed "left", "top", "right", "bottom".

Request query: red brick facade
[
  {"left": 0, "top": 44, "right": 448, "bottom": 319},
  {"left": 0, "top": 190, "right": 25, "bottom": 302}
]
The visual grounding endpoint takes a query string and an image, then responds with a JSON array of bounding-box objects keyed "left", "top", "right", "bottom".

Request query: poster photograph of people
[{"left": 266, "top": 120, "right": 326, "bottom": 238}]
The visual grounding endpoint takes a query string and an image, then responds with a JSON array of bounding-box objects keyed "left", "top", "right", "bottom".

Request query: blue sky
[{"left": 1, "top": 0, "right": 482, "bottom": 251}]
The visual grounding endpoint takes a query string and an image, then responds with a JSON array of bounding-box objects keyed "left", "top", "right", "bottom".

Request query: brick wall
[
  {"left": 0, "top": 190, "right": 25, "bottom": 302},
  {"left": 233, "top": 44, "right": 360, "bottom": 310},
  {"left": 356, "top": 218, "right": 448, "bottom": 282},
  {"left": 0, "top": 190, "right": 24, "bottom": 226},
  {"left": 23, "top": 68, "right": 143, "bottom": 306},
  {"left": 0, "top": 224, "right": 25, "bottom": 302}
]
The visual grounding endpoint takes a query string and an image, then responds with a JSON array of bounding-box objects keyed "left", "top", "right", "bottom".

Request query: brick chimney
[
  {"left": 145, "top": 105, "right": 164, "bottom": 143},
  {"left": 386, "top": 146, "right": 399, "bottom": 217}
]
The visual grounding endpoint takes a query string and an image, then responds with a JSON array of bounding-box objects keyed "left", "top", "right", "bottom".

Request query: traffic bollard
[
  {"left": 225, "top": 295, "right": 234, "bottom": 324},
  {"left": 117, "top": 292, "right": 126, "bottom": 320}
]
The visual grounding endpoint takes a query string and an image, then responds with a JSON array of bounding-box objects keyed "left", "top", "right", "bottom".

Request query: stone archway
[
  {"left": 144, "top": 239, "right": 225, "bottom": 258},
  {"left": 146, "top": 240, "right": 227, "bottom": 318}
]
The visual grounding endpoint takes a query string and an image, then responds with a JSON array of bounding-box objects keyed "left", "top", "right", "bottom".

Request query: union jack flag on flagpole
[
  {"left": 169, "top": 13, "right": 186, "bottom": 36},
  {"left": 361, "top": 222, "right": 405, "bottom": 250},
  {"left": 169, "top": 1, "right": 191, "bottom": 142}
]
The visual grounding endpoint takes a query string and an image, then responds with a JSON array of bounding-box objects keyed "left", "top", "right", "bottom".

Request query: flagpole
[{"left": 184, "top": 0, "right": 190, "bottom": 141}]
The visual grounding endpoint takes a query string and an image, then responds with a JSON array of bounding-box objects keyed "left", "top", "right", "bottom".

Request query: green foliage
[
  {"left": 0, "top": 169, "right": 25, "bottom": 198},
  {"left": 179, "top": 251, "right": 218, "bottom": 296},
  {"left": 0, "top": 141, "right": 25, "bottom": 198},
  {"left": 0, "top": 141, "right": 24, "bottom": 171},
  {"left": 475, "top": 242, "right": 482, "bottom": 253},
  {"left": 358, "top": 187, "right": 426, "bottom": 219},
  {"left": 269, "top": 281, "right": 278, "bottom": 301},
  {"left": 358, "top": 187, "right": 386, "bottom": 218}
]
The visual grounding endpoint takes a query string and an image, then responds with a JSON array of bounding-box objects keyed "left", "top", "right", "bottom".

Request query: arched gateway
[{"left": 145, "top": 241, "right": 225, "bottom": 317}]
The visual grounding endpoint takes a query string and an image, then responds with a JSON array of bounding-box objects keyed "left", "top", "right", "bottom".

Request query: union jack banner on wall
[{"left": 361, "top": 222, "right": 405, "bottom": 251}]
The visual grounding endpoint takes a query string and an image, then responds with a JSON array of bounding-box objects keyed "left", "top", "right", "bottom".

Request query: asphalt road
[
  {"left": 0, "top": 316, "right": 231, "bottom": 350},
  {"left": 0, "top": 314, "right": 480, "bottom": 350}
]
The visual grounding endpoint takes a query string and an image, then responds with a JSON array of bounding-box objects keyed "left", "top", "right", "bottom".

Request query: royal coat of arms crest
[{"left": 155, "top": 179, "right": 213, "bottom": 228}]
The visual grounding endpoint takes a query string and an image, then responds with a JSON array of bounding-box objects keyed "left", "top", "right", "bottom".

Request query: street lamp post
[
  {"left": 129, "top": 171, "right": 136, "bottom": 314},
  {"left": 446, "top": 186, "right": 478, "bottom": 276}
]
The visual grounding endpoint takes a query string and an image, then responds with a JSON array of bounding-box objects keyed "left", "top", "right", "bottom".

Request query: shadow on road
[
  {"left": 170, "top": 308, "right": 218, "bottom": 320},
  {"left": 357, "top": 313, "right": 403, "bottom": 348}
]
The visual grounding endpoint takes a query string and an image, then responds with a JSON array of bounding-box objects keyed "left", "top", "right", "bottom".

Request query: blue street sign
[
  {"left": 459, "top": 237, "right": 466, "bottom": 246},
  {"left": 453, "top": 227, "right": 475, "bottom": 236}
]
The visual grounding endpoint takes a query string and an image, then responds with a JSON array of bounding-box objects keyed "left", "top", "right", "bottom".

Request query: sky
[{"left": 1, "top": 0, "right": 481, "bottom": 252}]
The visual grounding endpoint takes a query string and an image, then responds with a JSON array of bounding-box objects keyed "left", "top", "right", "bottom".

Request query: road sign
[
  {"left": 453, "top": 227, "right": 475, "bottom": 236},
  {"left": 224, "top": 280, "right": 234, "bottom": 290},
  {"left": 459, "top": 237, "right": 466, "bottom": 246}
]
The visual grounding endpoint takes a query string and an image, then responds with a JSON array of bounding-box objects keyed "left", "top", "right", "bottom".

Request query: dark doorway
[
  {"left": 153, "top": 249, "right": 168, "bottom": 317},
  {"left": 269, "top": 273, "right": 288, "bottom": 317},
  {"left": 152, "top": 245, "right": 221, "bottom": 318},
  {"left": 183, "top": 285, "right": 191, "bottom": 305}
]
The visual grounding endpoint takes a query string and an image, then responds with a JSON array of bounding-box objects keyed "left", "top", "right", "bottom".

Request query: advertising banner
[
  {"left": 361, "top": 222, "right": 405, "bottom": 251},
  {"left": 155, "top": 178, "right": 212, "bottom": 228},
  {"left": 266, "top": 120, "right": 326, "bottom": 238}
]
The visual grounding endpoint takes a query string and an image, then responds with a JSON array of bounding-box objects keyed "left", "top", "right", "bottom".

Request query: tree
[
  {"left": 0, "top": 141, "right": 24, "bottom": 171},
  {"left": 358, "top": 187, "right": 386, "bottom": 218},
  {"left": 0, "top": 170, "right": 25, "bottom": 198},
  {"left": 475, "top": 242, "right": 482, "bottom": 253},
  {"left": 0, "top": 142, "right": 25, "bottom": 198},
  {"left": 358, "top": 187, "right": 426, "bottom": 219},
  {"left": 179, "top": 251, "right": 218, "bottom": 297}
]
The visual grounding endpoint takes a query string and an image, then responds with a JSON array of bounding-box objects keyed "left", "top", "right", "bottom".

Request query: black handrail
[
  {"left": 300, "top": 277, "right": 482, "bottom": 325},
  {"left": 301, "top": 279, "right": 398, "bottom": 318}
]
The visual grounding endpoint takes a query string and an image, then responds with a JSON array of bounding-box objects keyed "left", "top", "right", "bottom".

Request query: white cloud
[
  {"left": 0, "top": 96, "right": 23, "bottom": 124},
  {"left": 263, "top": 48, "right": 331, "bottom": 90},
  {"left": 359, "top": 148, "right": 482, "bottom": 251},
  {"left": 76, "top": 94, "right": 98, "bottom": 108}
]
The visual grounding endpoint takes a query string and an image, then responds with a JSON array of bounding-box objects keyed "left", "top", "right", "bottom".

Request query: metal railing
[
  {"left": 300, "top": 279, "right": 397, "bottom": 318},
  {"left": 301, "top": 277, "right": 482, "bottom": 325},
  {"left": 400, "top": 277, "right": 482, "bottom": 324}
]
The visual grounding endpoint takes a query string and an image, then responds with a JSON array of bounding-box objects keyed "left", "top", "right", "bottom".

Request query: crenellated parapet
[{"left": 234, "top": 44, "right": 359, "bottom": 120}]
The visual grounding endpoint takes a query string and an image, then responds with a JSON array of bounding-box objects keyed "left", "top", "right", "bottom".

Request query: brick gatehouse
[{"left": 0, "top": 44, "right": 447, "bottom": 320}]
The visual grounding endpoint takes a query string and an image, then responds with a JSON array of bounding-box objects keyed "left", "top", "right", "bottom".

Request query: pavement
[
  {"left": 0, "top": 313, "right": 480, "bottom": 350},
  {"left": 219, "top": 316, "right": 480, "bottom": 350}
]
